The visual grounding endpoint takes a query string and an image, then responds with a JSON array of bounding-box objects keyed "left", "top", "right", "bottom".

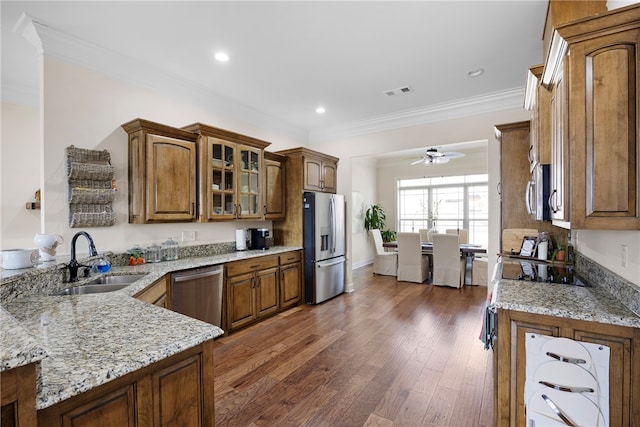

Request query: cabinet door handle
[
  {"left": 496, "top": 182, "right": 501, "bottom": 197},
  {"left": 548, "top": 189, "right": 558, "bottom": 213},
  {"left": 528, "top": 145, "right": 534, "bottom": 164}
]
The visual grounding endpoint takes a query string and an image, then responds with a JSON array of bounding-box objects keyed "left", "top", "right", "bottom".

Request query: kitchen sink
[
  {"left": 85, "top": 274, "right": 147, "bottom": 285},
  {"left": 52, "top": 274, "right": 147, "bottom": 296}
]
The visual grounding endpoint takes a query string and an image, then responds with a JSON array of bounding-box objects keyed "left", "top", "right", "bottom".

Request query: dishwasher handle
[{"left": 173, "top": 266, "right": 223, "bottom": 283}]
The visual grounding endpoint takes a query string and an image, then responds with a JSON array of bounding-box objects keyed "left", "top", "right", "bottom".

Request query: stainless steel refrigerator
[{"left": 303, "top": 192, "right": 346, "bottom": 304}]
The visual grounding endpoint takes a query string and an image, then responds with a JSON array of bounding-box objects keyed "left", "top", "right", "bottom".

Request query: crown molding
[
  {"left": 19, "top": 16, "right": 308, "bottom": 143},
  {"left": 10, "top": 14, "right": 526, "bottom": 145},
  {"left": 308, "top": 88, "right": 525, "bottom": 144}
]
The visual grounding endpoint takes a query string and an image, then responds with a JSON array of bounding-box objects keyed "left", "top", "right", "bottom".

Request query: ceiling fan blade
[
  {"left": 410, "top": 158, "right": 425, "bottom": 165},
  {"left": 442, "top": 151, "right": 464, "bottom": 159},
  {"left": 435, "top": 157, "right": 450, "bottom": 164}
]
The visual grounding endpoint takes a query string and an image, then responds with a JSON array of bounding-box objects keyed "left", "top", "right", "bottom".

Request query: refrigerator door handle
[
  {"left": 318, "top": 258, "right": 345, "bottom": 268},
  {"left": 329, "top": 197, "right": 335, "bottom": 254}
]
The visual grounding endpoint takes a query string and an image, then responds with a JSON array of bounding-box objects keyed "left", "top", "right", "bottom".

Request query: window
[{"left": 397, "top": 174, "right": 488, "bottom": 246}]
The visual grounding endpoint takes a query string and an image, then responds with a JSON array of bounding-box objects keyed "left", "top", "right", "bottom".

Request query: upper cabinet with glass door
[{"left": 183, "top": 123, "right": 270, "bottom": 221}]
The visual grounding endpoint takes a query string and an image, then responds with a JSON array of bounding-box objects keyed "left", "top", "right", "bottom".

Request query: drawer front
[
  {"left": 279, "top": 251, "right": 301, "bottom": 265},
  {"left": 226, "top": 255, "right": 279, "bottom": 277}
]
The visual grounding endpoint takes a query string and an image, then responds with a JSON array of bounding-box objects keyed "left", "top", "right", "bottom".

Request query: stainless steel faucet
[{"left": 68, "top": 231, "right": 98, "bottom": 282}]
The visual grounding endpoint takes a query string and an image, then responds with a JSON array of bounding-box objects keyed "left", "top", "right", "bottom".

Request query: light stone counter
[
  {"left": 492, "top": 278, "right": 640, "bottom": 329},
  {"left": 1, "top": 305, "right": 48, "bottom": 371},
  {"left": 0, "top": 245, "right": 301, "bottom": 410}
]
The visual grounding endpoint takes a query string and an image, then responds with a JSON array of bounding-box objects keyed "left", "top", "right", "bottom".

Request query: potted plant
[
  {"left": 364, "top": 204, "right": 396, "bottom": 242},
  {"left": 551, "top": 244, "right": 566, "bottom": 262}
]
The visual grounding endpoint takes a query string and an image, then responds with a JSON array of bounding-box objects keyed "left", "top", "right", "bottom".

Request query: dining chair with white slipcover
[
  {"left": 369, "top": 229, "right": 397, "bottom": 276},
  {"left": 432, "top": 233, "right": 465, "bottom": 288},
  {"left": 396, "top": 232, "right": 430, "bottom": 283},
  {"left": 418, "top": 229, "right": 430, "bottom": 242},
  {"left": 445, "top": 228, "right": 469, "bottom": 244}
]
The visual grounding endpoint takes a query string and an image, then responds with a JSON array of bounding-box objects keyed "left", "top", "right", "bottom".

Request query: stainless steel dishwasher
[{"left": 170, "top": 265, "right": 223, "bottom": 328}]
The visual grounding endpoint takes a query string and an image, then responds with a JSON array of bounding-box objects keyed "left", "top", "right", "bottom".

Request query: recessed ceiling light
[
  {"left": 316, "top": 107, "right": 326, "bottom": 114},
  {"left": 214, "top": 51, "right": 230, "bottom": 62},
  {"left": 467, "top": 68, "right": 485, "bottom": 78}
]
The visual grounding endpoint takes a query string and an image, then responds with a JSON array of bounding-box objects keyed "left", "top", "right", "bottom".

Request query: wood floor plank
[{"left": 213, "top": 265, "right": 493, "bottom": 427}]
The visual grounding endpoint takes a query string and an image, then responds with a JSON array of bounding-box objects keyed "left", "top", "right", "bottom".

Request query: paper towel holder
[{"left": 236, "top": 229, "right": 248, "bottom": 251}]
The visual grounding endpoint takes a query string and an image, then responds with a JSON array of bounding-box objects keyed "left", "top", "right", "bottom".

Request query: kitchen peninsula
[
  {"left": 0, "top": 245, "right": 299, "bottom": 425},
  {"left": 490, "top": 255, "right": 640, "bottom": 426}
]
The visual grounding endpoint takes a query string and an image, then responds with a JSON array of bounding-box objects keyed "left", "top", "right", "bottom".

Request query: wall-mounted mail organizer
[{"left": 65, "top": 145, "right": 116, "bottom": 228}]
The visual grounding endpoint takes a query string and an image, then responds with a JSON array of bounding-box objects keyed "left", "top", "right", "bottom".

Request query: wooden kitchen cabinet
[
  {"left": 495, "top": 309, "right": 640, "bottom": 426},
  {"left": 273, "top": 147, "right": 339, "bottom": 246},
  {"left": 495, "top": 121, "right": 564, "bottom": 247},
  {"left": 543, "top": 4, "right": 640, "bottom": 230},
  {"left": 279, "top": 250, "right": 302, "bottom": 309},
  {"left": 122, "top": 119, "right": 198, "bottom": 224},
  {"left": 548, "top": 60, "right": 570, "bottom": 227},
  {"left": 524, "top": 64, "right": 551, "bottom": 170},
  {"left": 226, "top": 255, "right": 279, "bottom": 331},
  {"left": 37, "top": 340, "right": 215, "bottom": 426},
  {"left": 264, "top": 151, "right": 286, "bottom": 220},
  {"left": 303, "top": 154, "right": 337, "bottom": 193},
  {"left": 1, "top": 363, "right": 37, "bottom": 427},
  {"left": 134, "top": 275, "right": 168, "bottom": 308},
  {"left": 183, "top": 123, "right": 270, "bottom": 221}
]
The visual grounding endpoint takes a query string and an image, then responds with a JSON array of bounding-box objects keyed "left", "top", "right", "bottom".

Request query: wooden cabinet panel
[
  {"left": 227, "top": 272, "right": 256, "bottom": 330},
  {"left": 321, "top": 161, "right": 337, "bottom": 193},
  {"left": 568, "top": 27, "right": 640, "bottom": 229},
  {"left": 573, "top": 327, "right": 637, "bottom": 427},
  {"left": 61, "top": 385, "right": 136, "bottom": 427},
  {"left": 549, "top": 63, "right": 570, "bottom": 226},
  {"left": 256, "top": 267, "right": 279, "bottom": 317},
  {"left": 495, "top": 121, "right": 566, "bottom": 248},
  {"left": 0, "top": 363, "right": 37, "bottom": 427},
  {"left": 303, "top": 157, "right": 323, "bottom": 192},
  {"left": 264, "top": 153, "right": 286, "bottom": 220},
  {"left": 122, "top": 119, "right": 198, "bottom": 224},
  {"left": 151, "top": 354, "right": 203, "bottom": 426},
  {"left": 134, "top": 276, "right": 167, "bottom": 308},
  {"left": 280, "top": 260, "right": 302, "bottom": 309}
]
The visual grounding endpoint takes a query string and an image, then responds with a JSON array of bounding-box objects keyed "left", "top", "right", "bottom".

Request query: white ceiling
[{"left": 1, "top": 1, "right": 548, "bottom": 140}]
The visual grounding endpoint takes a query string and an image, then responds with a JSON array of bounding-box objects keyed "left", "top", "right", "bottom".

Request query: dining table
[{"left": 382, "top": 240, "right": 487, "bottom": 285}]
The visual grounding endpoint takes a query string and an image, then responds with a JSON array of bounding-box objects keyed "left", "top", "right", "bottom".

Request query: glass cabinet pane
[
  {"left": 250, "top": 174, "right": 259, "bottom": 192},
  {"left": 225, "top": 146, "right": 234, "bottom": 167},
  {"left": 224, "top": 170, "right": 234, "bottom": 190},
  {"left": 250, "top": 152, "right": 259, "bottom": 171}
]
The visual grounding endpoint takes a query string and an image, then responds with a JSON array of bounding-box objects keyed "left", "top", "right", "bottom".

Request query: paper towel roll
[{"left": 236, "top": 229, "right": 247, "bottom": 251}]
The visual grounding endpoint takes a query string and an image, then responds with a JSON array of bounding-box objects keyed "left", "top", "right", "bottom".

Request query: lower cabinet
[
  {"left": 226, "top": 255, "right": 280, "bottom": 331},
  {"left": 279, "top": 251, "right": 302, "bottom": 309},
  {"left": 495, "top": 309, "right": 640, "bottom": 426},
  {"left": 37, "top": 340, "right": 215, "bottom": 426},
  {"left": 133, "top": 276, "right": 168, "bottom": 308},
  {"left": 1, "top": 363, "right": 38, "bottom": 427},
  {"left": 226, "top": 250, "right": 303, "bottom": 332}
]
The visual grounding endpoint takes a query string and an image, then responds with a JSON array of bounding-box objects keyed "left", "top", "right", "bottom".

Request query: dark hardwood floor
[{"left": 213, "top": 265, "right": 494, "bottom": 426}]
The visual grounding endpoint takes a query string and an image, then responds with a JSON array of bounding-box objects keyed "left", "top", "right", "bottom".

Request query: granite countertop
[
  {"left": 492, "top": 278, "right": 640, "bottom": 329},
  {"left": 0, "top": 246, "right": 301, "bottom": 410}
]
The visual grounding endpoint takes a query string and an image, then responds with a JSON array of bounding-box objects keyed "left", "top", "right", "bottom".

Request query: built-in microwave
[{"left": 525, "top": 163, "right": 551, "bottom": 221}]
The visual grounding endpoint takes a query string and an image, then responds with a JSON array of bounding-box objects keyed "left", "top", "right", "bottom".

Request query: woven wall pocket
[{"left": 65, "top": 145, "right": 116, "bottom": 228}]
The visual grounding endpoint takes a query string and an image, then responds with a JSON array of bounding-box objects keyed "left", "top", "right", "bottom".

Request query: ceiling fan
[{"left": 410, "top": 147, "right": 465, "bottom": 165}]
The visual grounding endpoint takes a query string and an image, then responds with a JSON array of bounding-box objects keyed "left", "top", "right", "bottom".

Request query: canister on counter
[{"left": 162, "top": 237, "right": 179, "bottom": 261}]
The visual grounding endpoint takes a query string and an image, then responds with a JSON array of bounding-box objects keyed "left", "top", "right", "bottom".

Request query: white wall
[
  {"left": 1, "top": 57, "right": 304, "bottom": 256},
  {"left": 350, "top": 156, "right": 378, "bottom": 269},
  {"left": 1, "top": 102, "right": 41, "bottom": 248}
]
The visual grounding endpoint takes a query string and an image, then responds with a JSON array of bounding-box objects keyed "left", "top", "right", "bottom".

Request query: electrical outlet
[
  {"left": 621, "top": 245, "right": 628, "bottom": 268},
  {"left": 182, "top": 231, "right": 196, "bottom": 242}
]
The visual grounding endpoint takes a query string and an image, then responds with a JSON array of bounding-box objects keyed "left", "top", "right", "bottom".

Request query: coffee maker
[{"left": 248, "top": 228, "right": 269, "bottom": 250}]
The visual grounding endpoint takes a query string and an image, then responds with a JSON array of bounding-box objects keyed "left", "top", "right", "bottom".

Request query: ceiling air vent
[{"left": 384, "top": 86, "right": 413, "bottom": 96}]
